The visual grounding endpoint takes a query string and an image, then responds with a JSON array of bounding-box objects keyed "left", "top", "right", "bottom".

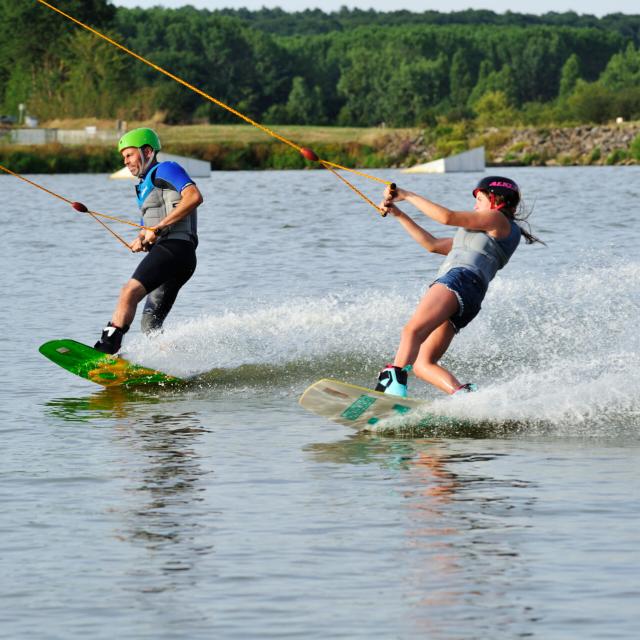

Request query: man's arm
[
  {"left": 142, "top": 184, "right": 203, "bottom": 246},
  {"left": 154, "top": 184, "right": 203, "bottom": 232}
]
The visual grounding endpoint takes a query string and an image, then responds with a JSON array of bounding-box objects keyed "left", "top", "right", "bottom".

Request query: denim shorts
[{"left": 430, "top": 267, "right": 488, "bottom": 333}]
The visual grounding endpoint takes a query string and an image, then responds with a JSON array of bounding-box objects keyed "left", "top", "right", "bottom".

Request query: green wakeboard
[
  {"left": 299, "top": 378, "right": 431, "bottom": 430},
  {"left": 39, "top": 339, "right": 183, "bottom": 388}
]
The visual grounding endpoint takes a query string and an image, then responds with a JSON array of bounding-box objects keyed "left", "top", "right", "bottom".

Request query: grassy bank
[
  {"left": 156, "top": 124, "right": 416, "bottom": 146},
  {"left": 0, "top": 140, "right": 396, "bottom": 173},
  {"left": 1, "top": 122, "right": 638, "bottom": 173},
  {"left": 0, "top": 143, "right": 120, "bottom": 173},
  {"left": 0, "top": 124, "right": 414, "bottom": 173}
]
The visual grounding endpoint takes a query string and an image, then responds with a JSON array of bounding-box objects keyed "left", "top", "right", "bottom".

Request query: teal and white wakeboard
[
  {"left": 39, "top": 339, "right": 183, "bottom": 388},
  {"left": 299, "top": 378, "right": 431, "bottom": 430}
]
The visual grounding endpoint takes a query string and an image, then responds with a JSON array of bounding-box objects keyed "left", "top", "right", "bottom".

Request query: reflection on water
[
  {"left": 113, "top": 410, "right": 213, "bottom": 586},
  {"left": 45, "top": 388, "right": 212, "bottom": 590},
  {"left": 45, "top": 387, "right": 166, "bottom": 422},
  {"left": 307, "top": 433, "right": 538, "bottom": 636}
]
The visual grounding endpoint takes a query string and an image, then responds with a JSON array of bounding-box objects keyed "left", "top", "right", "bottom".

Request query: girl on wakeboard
[{"left": 376, "top": 176, "right": 543, "bottom": 397}]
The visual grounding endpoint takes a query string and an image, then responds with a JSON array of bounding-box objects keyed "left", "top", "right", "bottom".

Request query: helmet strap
[
  {"left": 489, "top": 194, "right": 506, "bottom": 210},
  {"left": 138, "top": 147, "right": 155, "bottom": 177}
]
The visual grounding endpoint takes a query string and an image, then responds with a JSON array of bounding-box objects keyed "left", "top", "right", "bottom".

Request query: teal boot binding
[{"left": 375, "top": 365, "right": 411, "bottom": 397}]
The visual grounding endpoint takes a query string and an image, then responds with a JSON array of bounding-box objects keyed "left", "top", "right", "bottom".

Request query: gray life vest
[
  {"left": 437, "top": 220, "right": 521, "bottom": 286},
  {"left": 137, "top": 163, "right": 198, "bottom": 245}
]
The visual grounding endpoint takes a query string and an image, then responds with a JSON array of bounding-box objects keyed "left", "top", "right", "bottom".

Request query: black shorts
[{"left": 132, "top": 239, "right": 197, "bottom": 293}]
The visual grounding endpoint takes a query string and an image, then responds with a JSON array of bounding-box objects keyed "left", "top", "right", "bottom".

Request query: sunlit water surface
[{"left": 1, "top": 166, "right": 639, "bottom": 638}]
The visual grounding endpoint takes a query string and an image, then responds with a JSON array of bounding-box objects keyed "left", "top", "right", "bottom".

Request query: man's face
[{"left": 121, "top": 146, "right": 152, "bottom": 177}]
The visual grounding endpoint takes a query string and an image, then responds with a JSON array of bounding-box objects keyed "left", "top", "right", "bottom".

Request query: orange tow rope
[
  {"left": 0, "top": 162, "right": 149, "bottom": 250},
  {"left": 36, "top": 0, "right": 395, "bottom": 215}
]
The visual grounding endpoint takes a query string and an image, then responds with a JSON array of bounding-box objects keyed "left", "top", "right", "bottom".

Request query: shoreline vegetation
[
  {"left": 3, "top": 6, "right": 640, "bottom": 173},
  {"left": 1, "top": 122, "right": 639, "bottom": 174}
]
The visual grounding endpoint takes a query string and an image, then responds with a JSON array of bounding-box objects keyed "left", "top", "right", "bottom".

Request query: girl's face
[{"left": 474, "top": 190, "right": 492, "bottom": 212}]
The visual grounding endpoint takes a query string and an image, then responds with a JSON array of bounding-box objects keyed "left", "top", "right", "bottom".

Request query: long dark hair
[{"left": 495, "top": 195, "right": 545, "bottom": 245}]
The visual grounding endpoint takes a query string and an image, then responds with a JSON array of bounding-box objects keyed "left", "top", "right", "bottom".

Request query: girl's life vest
[{"left": 437, "top": 220, "right": 521, "bottom": 287}]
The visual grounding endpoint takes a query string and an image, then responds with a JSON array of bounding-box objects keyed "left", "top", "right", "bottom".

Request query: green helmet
[{"left": 117, "top": 127, "right": 161, "bottom": 153}]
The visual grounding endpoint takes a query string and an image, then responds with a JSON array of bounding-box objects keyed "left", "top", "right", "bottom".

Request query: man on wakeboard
[{"left": 94, "top": 127, "right": 203, "bottom": 354}]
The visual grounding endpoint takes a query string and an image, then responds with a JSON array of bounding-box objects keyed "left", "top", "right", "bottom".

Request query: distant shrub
[
  {"left": 469, "top": 128, "right": 512, "bottom": 153},
  {"left": 0, "top": 144, "right": 119, "bottom": 173},
  {"left": 435, "top": 139, "right": 467, "bottom": 158},
  {"left": 519, "top": 100, "right": 569, "bottom": 126},
  {"left": 567, "top": 81, "right": 614, "bottom": 124},
  {"left": 521, "top": 152, "right": 543, "bottom": 166},
  {"left": 605, "top": 148, "right": 628, "bottom": 165},
  {"left": 473, "top": 91, "right": 518, "bottom": 127},
  {"left": 630, "top": 135, "right": 640, "bottom": 161}
]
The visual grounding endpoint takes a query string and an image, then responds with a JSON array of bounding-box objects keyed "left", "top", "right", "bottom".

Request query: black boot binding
[{"left": 94, "top": 322, "right": 129, "bottom": 355}]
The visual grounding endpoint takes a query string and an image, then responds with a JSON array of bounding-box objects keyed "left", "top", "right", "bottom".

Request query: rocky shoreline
[
  {"left": 491, "top": 123, "right": 640, "bottom": 166},
  {"left": 387, "top": 122, "right": 640, "bottom": 168}
]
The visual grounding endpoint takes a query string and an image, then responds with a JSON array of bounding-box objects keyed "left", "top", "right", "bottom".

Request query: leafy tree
[
  {"left": 335, "top": 49, "right": 383, "bottom": 126},
  {"left": 567, "top": 80, "right": 614, "bottom": 123},
  {"left": 116, "top": 8, "right": 293, "bottom": 123},
  {"left": 559, "top": 54, "right": 581, "bottom": 98},
  {"left": 285, "top": 77, "right": 326, "bottom": 124},
  {"left": 0, "top": 0, "right": 116, "bottom": 113},
  {"left": 245, "top": 29, "right": 293, "bottom": 116},
  {"left": 385, "top": 56, "right": 448, "bottom": 126},
  {"left": 518, "top": 100, "right": 567, "bottom": 125},
  {"left": 28, "top": 31, "right": 131, "bottom": 120},
  {"left": 473, "top": 91, "right": 517, "bottom": 126},
  {"left": 449, "top": 49, "right": 473, "bottom": 106},
  {"left": 509, "top": 30, "right": 564, "bottom": 103},
  {"left": 262, "top": 103, "right": 290, "bottom": 124},
  {"left": 630, "top": 134, "right": 640, "bottom": 161},
  {"left": 0, "top": 0, "right": 115, "bottom": 65},
  {"left": 609, "top": 86, "right": 640, "bottom": 121},
  {"left": 468, "top": 63, "right": 517, "bottom": 106},
  {"left": 599, "top": 42, "right": 640, "bottom": 89}
]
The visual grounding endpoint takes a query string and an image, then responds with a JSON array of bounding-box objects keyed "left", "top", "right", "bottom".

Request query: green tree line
[
  {"left": 216, "top": 6, "right": 640, "bottom": 42},
  {"left": 1, "top": 2, "right": 640, "bottom": 128}
]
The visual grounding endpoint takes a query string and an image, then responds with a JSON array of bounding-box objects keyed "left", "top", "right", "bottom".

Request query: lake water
[{"left": 1, "top": 166, "right": 639, "bottom": 639}]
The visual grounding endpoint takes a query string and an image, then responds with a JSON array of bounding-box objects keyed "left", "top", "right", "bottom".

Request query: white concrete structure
[
  {"left": 402, "top": 146, "right": 485, "bottom": 174},
  {"left": 10, "top": 127, "right": 117, "bottom": 145},
  {"left": 110, "top": 152, "right": 211, "bottom": 179},
  {"left": 10, "top": 128, "right": 57, "bottom": 145}
]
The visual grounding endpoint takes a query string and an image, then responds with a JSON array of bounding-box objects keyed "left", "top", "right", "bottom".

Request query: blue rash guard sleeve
[{"left": 153, "top": 161, "right": 195, "bottom": 193}]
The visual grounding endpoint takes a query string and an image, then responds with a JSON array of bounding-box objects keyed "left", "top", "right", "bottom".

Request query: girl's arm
[
  {"left": 384, "top": 203, "right": 452, "bottom": 255},
  {"left": 387, "top": 187, "right": 510, "bottom": 236}
]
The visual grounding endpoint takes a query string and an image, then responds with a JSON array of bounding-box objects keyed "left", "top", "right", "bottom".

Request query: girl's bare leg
[
  {"left": 413, "top": 321, "right": 461, "bottom": 394},
  {"left": 393, "top": 284, "right": 459, "bottom": 367}
]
